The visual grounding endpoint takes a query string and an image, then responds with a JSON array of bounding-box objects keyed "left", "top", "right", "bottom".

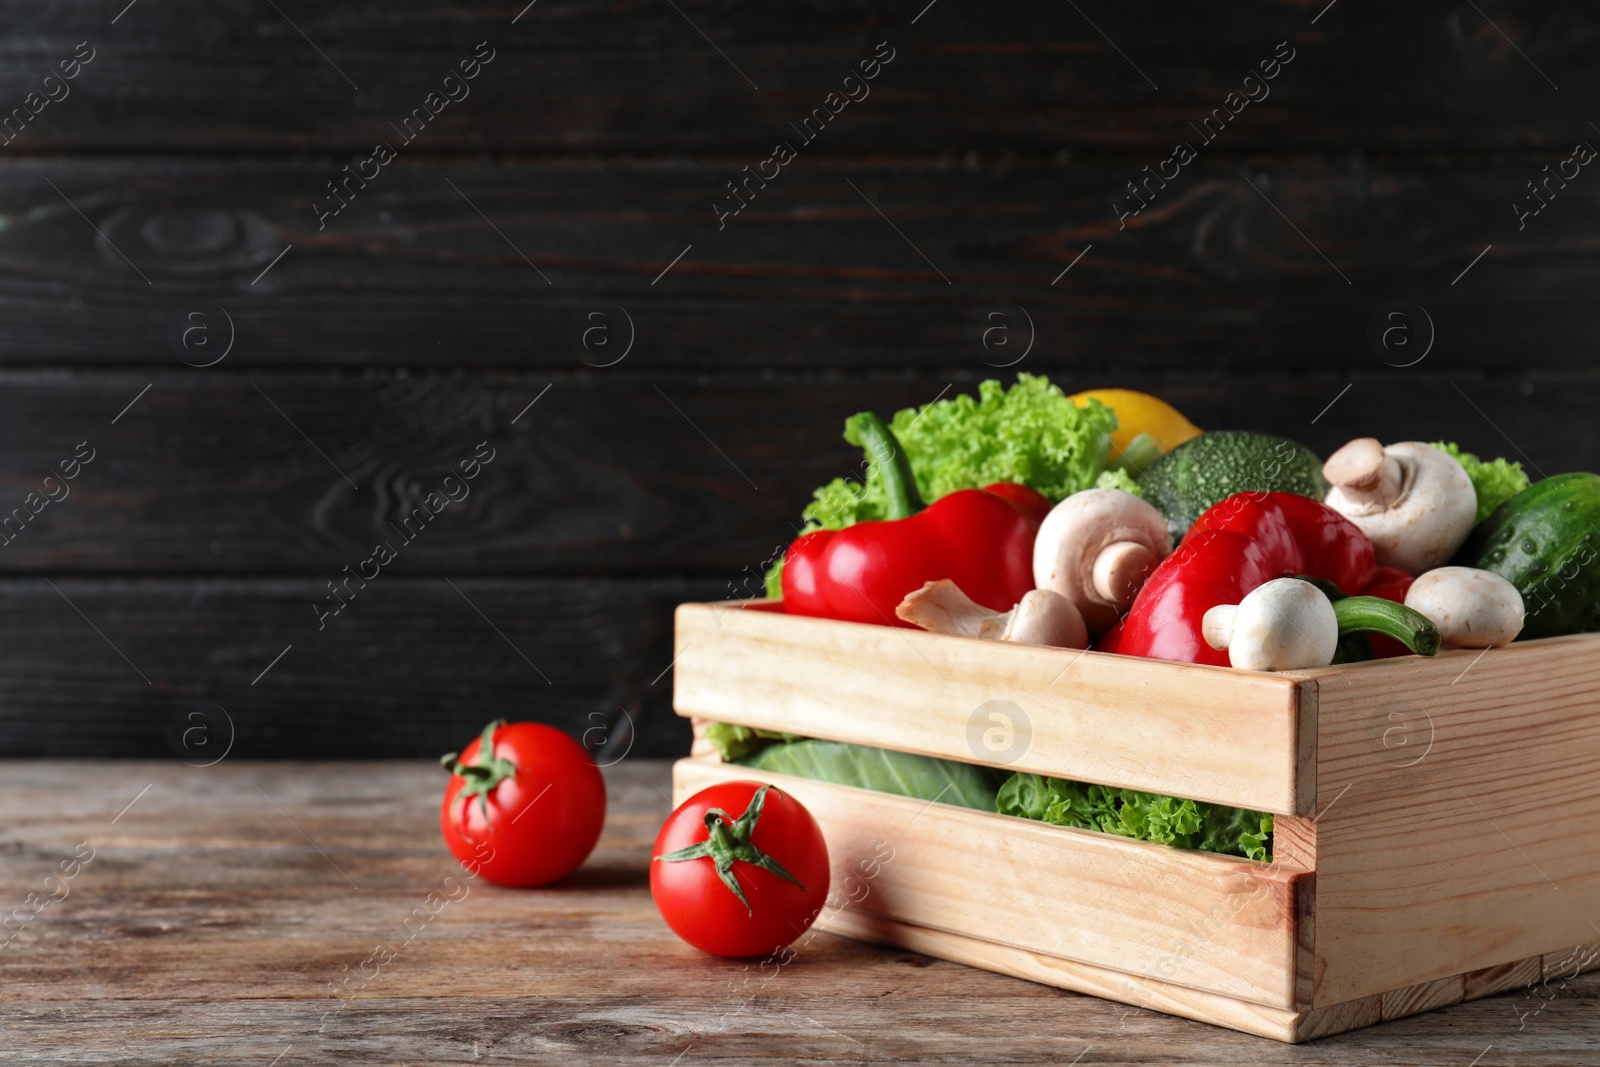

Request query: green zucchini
[{"left": 1455, "top": 472, "right": 1600, "bottom": 639}]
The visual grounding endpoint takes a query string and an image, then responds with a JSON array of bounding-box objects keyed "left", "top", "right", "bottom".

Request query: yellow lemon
[{"left": 1069, "top": 388, "right": 1202, "bottom": 455}]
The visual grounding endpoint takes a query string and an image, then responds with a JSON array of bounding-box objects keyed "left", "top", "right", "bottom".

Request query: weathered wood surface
[
  {"left": 0, "top": 372, "right": 1586, "bottom": 575},
  {"left": 0, "top": 759, "right": 1592, "bottom": 1065},
  {"left": 0, "top": 2, "right": 1592, "bottom": 153},
  {"left": 0, "top": 159, "right": 1595, "bottom": 370}
]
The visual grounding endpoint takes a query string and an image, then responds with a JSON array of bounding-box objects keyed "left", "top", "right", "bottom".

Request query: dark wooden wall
[{"left": 0, "top": 1, "right": 1592, "bottom": 757}]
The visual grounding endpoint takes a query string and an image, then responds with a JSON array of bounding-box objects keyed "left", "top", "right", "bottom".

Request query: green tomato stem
[{"left": 654, "top": 784, "right": 806, "bottom": 916}]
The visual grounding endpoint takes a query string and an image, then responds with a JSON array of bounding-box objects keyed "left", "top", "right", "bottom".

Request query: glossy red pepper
[
  {"left": 1097, "top": 492, "right": 1419, "bottom": 666},
  {"left": 781, "top": 414, "right": 1047, "bottom": 626}
]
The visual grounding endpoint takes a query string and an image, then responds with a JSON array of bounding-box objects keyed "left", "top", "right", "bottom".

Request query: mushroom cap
[
  {"left": 1000, "top": 589, "right": 1089, "bottom": 649},
  {"left": 1032, "top": 488, "right": 1171, "bottom": 636},
  {"left": 1404, "top": 566, "right": 1525, "bottom": 648},
  {"left": 1324, "top": 441, "right": 1476, "bottom": 574},
  {"left": 1219, "top": 577, "right": 1339, "bottom": 671}
]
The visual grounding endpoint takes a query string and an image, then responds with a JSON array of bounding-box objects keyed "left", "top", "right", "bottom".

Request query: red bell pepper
[
  {"left": 781, "top": 413, "right": 1046, "bottom": 626},
  {"left": 1097, "top": 492, "right": 1433, "bottom": 666}
]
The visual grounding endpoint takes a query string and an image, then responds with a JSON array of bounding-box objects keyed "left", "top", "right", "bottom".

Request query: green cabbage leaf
[{"left": 739, "top": 739, "right": 1004, "bottom": 811}]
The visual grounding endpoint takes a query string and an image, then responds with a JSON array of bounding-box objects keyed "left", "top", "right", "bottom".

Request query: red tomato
[
  {"left": 439, "top": 720, "right": 606, "bottom": 887},
  {"left": 651, "top": 781, "right": 830, "bottom": 957}
]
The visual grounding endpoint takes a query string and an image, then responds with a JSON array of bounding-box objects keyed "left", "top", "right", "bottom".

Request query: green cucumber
[
  {"left": 1137, "top": 430, "right": 1329, "bottom": 543},
  {"left": 1455, "top": 472, "right": 1600, "bottom": 640}
]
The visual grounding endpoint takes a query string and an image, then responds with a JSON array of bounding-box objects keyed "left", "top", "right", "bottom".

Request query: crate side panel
[
  {"left": 673, "top": 757, "right": 1304, "bottom": 1008},
  {"left": 1462, "top": 956, "right": 1541, "bottom": 1000},
  {"left": 673, "top": 602, "right": 1307, "bottom": 814},
  {"left": 820, "top": 907, "right": 1307, "bottom": 1042},
  {"left": 1301, "top": 634, "right": 1600, "bottom": 1006}
]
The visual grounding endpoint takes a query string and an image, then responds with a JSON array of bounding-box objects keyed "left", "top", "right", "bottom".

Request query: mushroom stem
[
  {"left": 896, "top": 579, "right": 1006, "bottom": 639},
  {"left": 1202, "top": 578, "right": 1340, "bottom": 671},
  {"left": 1200, "top": 604, "right": 1237, "bottom": 651},
  {"left": 1321, "top": 439, "right": 1477, "bottom": 574},
  {"left": 1092, "top": 540, "right": 1161, "bottom": 609},
  {"left": 896, "top": 580, "right": 1088, "bottom": 649},
  {"left": 1033, "top": 489, "right": 1172, "bottom": 636},
  {"left": 1323, "top": 438, "right": 1404, "bottom": 505}
]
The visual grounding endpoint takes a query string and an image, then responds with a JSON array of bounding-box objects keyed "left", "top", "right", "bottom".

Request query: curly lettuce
[
  {"left": 1432, "top": 441, "right": 1531, "bottom": 524},
  {"left": 996, "top": 772, "right": 1272, "bottom": 861},
  {"left": 1094, "top": 467, "right": 1143, "bottom": 497},
  {"left": 764, "top": 375, "right": 1119, "bottom": 594},
  {"left": 806, "top": 374, "right": 1116, "bottom": 528}
]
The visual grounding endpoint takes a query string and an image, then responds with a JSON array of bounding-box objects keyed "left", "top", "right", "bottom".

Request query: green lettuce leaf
[
  {"left": 997, "top": 772, "right": 1272, "bottom": 861},
  {"left": 1094, "top": 467, "right": 1143, "bottom": 496},
  {"left": 739, "top": 739, "right": 1004, "bottom": 811},
  {"left": 703, "top": 722, "right": 802, "bottom": 762},
  {"left": 764, "top": 374, "right": 1118, "bottom": 593},
  {"left": 1432, "top": 441, "right": 1531, "bottom": 525},
  {"left": 802, "top": 374, "right": 1116, "bottom": 532}
]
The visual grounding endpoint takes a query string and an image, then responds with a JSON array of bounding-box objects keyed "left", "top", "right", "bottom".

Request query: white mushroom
[
  {"left": 1032, "top": 488, "right": 1172, "bottom": 637},
  {"left": 1202, "top": 578, "right": 1339, "bottom": 671},
  {"left": 1322, "top": 439, "right": 1477, "bottom": 574},
  {"left": 896, "top": 579, "right": 1088, "bottom": 649},
  {"left": 1404, "top": 566, "right": 1524, "bottom": 649}
]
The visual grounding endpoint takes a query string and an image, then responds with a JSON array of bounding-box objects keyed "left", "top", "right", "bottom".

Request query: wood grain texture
[
  {"left": 1293, "top": 634, "right": 1600, "bottom": 1007},
  {"left": 1540, "top": 941, "right": 1600, "bottom": 980},
  {"left": 1381, "top": 976, "right": 1465, "bottom": 1021},
  {"left": 673, "top": 601, "right": 1311, "bottom": 814},
  {"left": 1, "top": 159, "right": 1598, "bottom": 371},
  {"left": 821, "top": 906, "right": 1310, "bottom": 1043},
  {"left": 0, "top": 371, "right": 1590, "bottom": 577},
  {"left": 673, "top": 755, "right": 1306, "bottom": 1007},
  {"left": 0, "top": 3, "right": 1592, "bottom": 154},
  {"left": 0, "top": 576, "right": 709, "bottom": 759},
  {"left": 1292, "top": 995, "right": 1381, "bottom": 1042},
  {"left": 3, "top": 759, "right": 1598, "bottom": 1063},
  {"left": 1463, "top": 956, "right": 1541, "bottom": 999}
]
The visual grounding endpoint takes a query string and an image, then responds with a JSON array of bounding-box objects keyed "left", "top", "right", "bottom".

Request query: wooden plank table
[{"left": 1, "top": 760, "right": 1594, "bottom": 1065}]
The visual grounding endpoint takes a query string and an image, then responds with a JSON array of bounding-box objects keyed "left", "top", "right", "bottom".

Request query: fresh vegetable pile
[
  {"left": 734, "top": 376, "right": 1598, "bottom": 865},
  {"left": 424, "top": 381, "right": 1593, "bottom": 964}
]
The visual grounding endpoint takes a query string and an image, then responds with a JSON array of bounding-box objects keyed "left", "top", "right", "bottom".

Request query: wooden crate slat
[
  {"left": 1462, "top": 957, "right": 1541, "bottom": 1000},
  {"left": 1292, "top": 995, "right": 1382, "bottom": 1042},
  {"left": 819, "top": 907, "right": 1309, "bottom": 1043},
  {"left": 1293, "top": 635, "right": 1600, "bottom": 1006},
  {"left": 674, "top": 602, "right": 1311, "bottom": 815},
  {"left": 1540, "top": 941, "right": 1600, "bottom": 980},
  {"left": 673, "top": 756, "right": 1307, "bottom": 1008},
  {"left": 1380, "top": 976, "right": 1465, "bottom": 1021}
]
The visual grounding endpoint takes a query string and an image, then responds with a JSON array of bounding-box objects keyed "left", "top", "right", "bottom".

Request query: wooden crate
[{"left": 669, "top": 599, "right": 1600, "bottom": 1042}]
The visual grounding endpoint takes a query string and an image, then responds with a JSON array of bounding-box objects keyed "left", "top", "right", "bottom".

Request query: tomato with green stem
[
  {"left": 439, "top": 719, "right": 606, "bottom": 887},
  {"left": 651, "top": 781, "right": 830, "bottom": 957}
]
